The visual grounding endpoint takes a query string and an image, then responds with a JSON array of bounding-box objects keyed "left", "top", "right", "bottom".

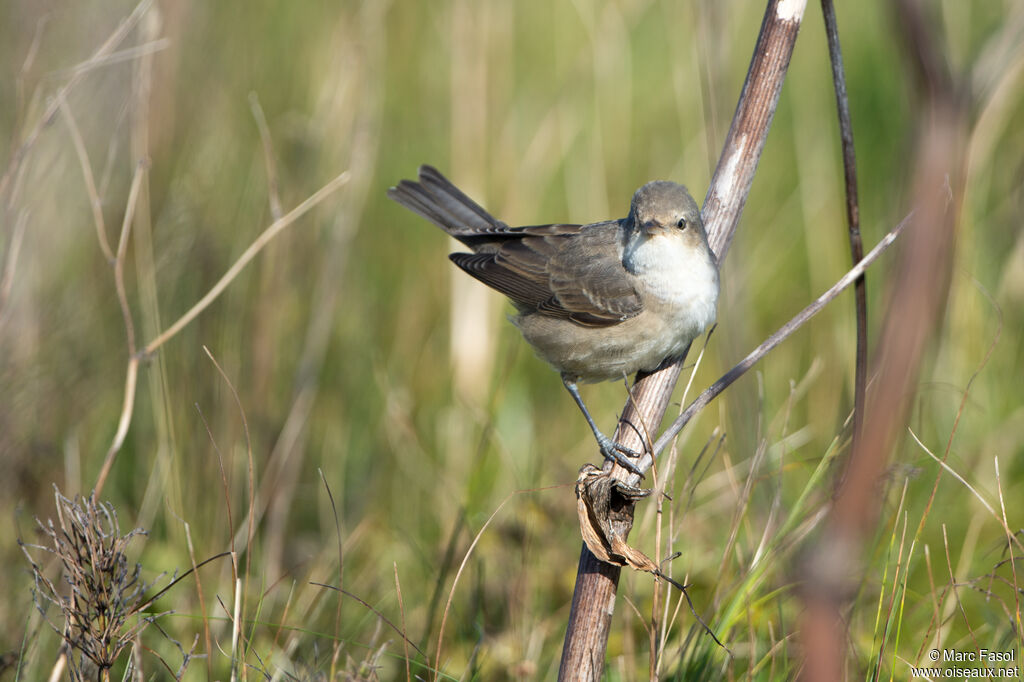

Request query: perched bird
[{"left": 388, "top": 166, "right": 718, "bottom": 475}]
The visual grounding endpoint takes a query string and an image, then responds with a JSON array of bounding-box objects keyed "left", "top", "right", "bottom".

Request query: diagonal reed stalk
[{"left": 559, "top": 1, "right": 810, "bottom": 677}]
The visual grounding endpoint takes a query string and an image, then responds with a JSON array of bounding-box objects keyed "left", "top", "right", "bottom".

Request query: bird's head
[{"left": 627, "top": 180, "right": 706, "bottom": 251}]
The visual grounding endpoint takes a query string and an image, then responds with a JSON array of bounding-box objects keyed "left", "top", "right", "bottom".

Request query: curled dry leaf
[
  {"left": 575, "top": 463, "right": 657, "bottom": 572},
  {"left": 575, "top": 464, "right": 732, "bottom": 653}
]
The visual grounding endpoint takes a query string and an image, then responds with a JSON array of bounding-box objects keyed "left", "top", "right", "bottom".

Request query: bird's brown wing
[
  {"left": 389, "top": 166, "right": 642, "bottom": 325},
  {"left": 450, "top": 222, "right": 643, "bottom": 326},
  {"left": 546, "top": 223, "right": 643, "bottom": 325}
]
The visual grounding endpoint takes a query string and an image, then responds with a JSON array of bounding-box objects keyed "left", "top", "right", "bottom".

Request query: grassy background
[{"left": 2, "top": 0, "right": 1023, "bottom": 679}]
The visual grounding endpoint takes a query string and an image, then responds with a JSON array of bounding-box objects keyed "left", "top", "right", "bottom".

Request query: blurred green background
[{"left": 2, "top": 0, "right": 1023, "bottom": 679}]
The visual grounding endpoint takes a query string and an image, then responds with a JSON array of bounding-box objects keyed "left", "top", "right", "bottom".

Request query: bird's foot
[{"left": 596, "top": 433, "right": 644, "bottom": 477}]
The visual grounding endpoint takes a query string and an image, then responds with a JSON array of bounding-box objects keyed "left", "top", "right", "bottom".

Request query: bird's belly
[{"left": 513, "top": 291, "right": 716, "bottom": 383}]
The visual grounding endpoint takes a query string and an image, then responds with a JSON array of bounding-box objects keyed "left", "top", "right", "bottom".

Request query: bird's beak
[{"left": 641, "top": 220, "right": 667, "bottom": 236}]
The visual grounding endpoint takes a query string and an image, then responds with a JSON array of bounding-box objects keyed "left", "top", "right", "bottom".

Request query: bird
[{"left": 388, "top": 165, "right": 719, "bottom": 475}]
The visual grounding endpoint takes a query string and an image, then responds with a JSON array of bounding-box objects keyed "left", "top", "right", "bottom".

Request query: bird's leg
[{"left": 561, "top": 374, "right": 644, "bottom": 477}]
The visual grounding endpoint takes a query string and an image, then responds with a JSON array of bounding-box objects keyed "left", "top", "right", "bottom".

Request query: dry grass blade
[
  {"left": 911, "top": 280, "right": 1003, "bottom": 541},
  {"left": 93, "top": 159, "right": 148, "bottom": 499},
  {"left": 94, "top": 170, "right": 349, "bottom": 500},
  {"left": 993, "top": 458, "right": 1022, "bottom": 634},
  {"left": 0, "top": 208, "right": 27, "bottom": 326},
  {"left": 181, "top": 520, "right": 214, "bottom": 681},
  {"left": 394, "top": 562, "right": 413, "bottom": 682},
  {"left": 201, "top": 347, "right": 256, "bottom": 590},
  {"left": 435, "top": 484, "right": 562, "bottom": 680},
  {"left": 57, "top": 95, "right": 113, "bottom": 262},
  {"left": 230, "top": 576, "right": 241, "bottom": 681},
  {"left": 317, "top": 469, "right": 345, "bottom": 677},
  {"left": 56, "top": 39, "right": 171, "bottom": 79},
  {"left": 141, "top": 170, "right": 351, "bottom": 357},
  {"left": 908, "top": 429, "right": 997, "bottom": 522},
  {"left": 248, "top": 92, "right": 283, "bottom": 221},
  {"left": 308, "top": 582, "right": 427, "bottom": 661},
  {"left": 0, "top": 0, "right": 154, "bottom": 203},
  {"left": 434, "top": 494, "right": 517, "bottom": 679},
  {"left": 942, "top": 525, "right": 981, "bottom": 653}
]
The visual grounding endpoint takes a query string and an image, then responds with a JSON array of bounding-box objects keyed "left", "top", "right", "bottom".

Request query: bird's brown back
[{"left": 388, "top": 165, "right": 644, "bottom": 326}]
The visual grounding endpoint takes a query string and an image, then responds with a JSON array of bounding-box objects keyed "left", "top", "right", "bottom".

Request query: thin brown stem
[
  {"left": 821, "top": 0, "right": 867, "bottom": 449},
  {"left": 94, "top": 160, "right": 148, "bottom": 499}
]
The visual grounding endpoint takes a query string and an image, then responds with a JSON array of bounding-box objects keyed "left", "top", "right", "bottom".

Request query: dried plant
[{"left": 20, "top": 486, "right": 163, "bottom": 681}]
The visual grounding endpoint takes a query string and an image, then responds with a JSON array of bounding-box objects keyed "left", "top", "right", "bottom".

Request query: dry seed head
[{"left": 20, "top": 487, "right": 157, "bottom": 679}]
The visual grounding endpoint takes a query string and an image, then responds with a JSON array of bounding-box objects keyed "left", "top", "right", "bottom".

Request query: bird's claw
[{"left": 596, "top": 434, "right": 644, "bottom": 477}]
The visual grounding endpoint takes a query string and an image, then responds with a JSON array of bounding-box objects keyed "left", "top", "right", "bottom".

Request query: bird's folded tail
[{"left": 388, "top": 165, "right": 507, "bottom": 242}]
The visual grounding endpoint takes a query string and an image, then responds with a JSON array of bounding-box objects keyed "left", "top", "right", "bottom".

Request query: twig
[
  {"left": 96, "top": 168, "right": 348, "bottom": 498},
  {"left": 16, "top": 15, "right": 48, "bottom": 114},
  {"left": 647, "top": 218, "right": 905, "bottom": 463},
  {"left": 94, "top": 357, "right": 139, "bottom": 498}
]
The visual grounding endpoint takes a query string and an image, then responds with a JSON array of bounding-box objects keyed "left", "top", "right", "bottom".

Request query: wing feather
[
  {"left": 451, "top": 222, "right": 642, "bottom": 325},
  {"left": 391, "top": 166, "right": 643, "bottom": 326}
]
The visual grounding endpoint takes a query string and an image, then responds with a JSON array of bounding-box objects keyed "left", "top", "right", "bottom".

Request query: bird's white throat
[{"left": 624, "top": 232, "right": 719, "bottom": 334}]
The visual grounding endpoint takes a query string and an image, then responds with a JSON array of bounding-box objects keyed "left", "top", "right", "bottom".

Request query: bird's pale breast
[{"left": 515, "top": 231, "right": 718, "bottom": 382}]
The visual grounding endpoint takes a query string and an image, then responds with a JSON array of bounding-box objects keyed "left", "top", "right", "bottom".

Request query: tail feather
[{"left": 388, "top": 165, "right": 505, "bottom": 240}]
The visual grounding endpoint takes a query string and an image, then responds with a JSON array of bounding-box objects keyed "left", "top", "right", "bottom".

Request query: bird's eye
[{"left": 676, "top": 218, "right": 687, "bottom": 229}]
